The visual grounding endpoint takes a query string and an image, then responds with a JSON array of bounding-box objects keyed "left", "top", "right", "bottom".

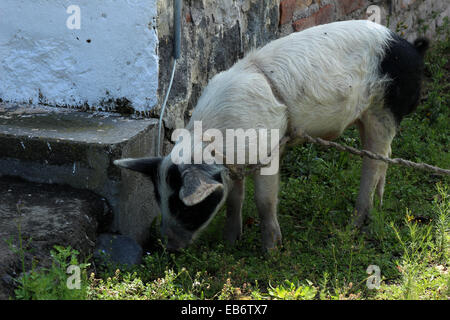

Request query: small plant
[
  {"left": 396, "top": 21, "right": 408, "bottom": 36},
  {"left": 89, "top": 268, "right": 205, "bottom": 300},
  {"left": 4, "top": 201, "right": 90, "bottom": 300},
  {"left": 268, "top": 280, "right": 317, "bottom": 300},
  {"left": 217, "top": 277, "right": 236, "bottom": 300},
  {"left": 14, "top": 246, "right": 90, "bottom": 300},
  {"left": 4, "top": 202, "right": 32, "bottom": 297},
  {"left": 433, "top": 183, "right": 449, "bottom": 263},
  {"left": 389, "top": 199, "right": 448, "bottom": 300},
  {"left": 392, "top": 215, "right": 431, "bottom": 300}
]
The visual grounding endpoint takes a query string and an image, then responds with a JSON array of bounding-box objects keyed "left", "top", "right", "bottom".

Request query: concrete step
[
  {"left": 0, "top": 176, "right": 111, "bottom": 299},
  {"left": 0, "top": 103, "right": 161, "bottom": 245}
]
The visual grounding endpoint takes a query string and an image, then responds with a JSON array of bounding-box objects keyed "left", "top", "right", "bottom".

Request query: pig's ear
[
  {"left": 113, "top": 157, "right": 162, "bottom": 178},
  {"left": 179, "top": 167, "right": 223, "bottom": 206}
]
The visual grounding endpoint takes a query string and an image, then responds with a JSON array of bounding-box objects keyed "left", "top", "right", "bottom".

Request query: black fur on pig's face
[{"left": 114, "top": 157, "right": 228, "bottom": 250}]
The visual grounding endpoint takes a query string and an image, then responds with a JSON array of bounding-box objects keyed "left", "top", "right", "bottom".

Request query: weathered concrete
[
  {"left": 0, "top": 103, "right": 161, "bottom": 245},
  {"left": 0, "top": 176, "right": 111, "bottom": 300}
]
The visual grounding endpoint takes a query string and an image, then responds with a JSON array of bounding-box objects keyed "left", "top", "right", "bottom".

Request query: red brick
[
  {"left": 280, "top": 0, "right": 296, "bottom": 25},
  {"left": 400, "top": 0, "right": 416, "bottom": 9},
  {"left": 186, "top": 12, "right": 192, "bottom": 23},
  {"left": 314, "top": 4, "right": 335, "bottom": 25},
  {"left": 296, "top": 0, "right": 313, "bottom": 10},
  {"left": 292, "top": 4, "right": 335, "bottom": 32},
  {"left": 337, "top": 0, "right": 364, "bottom": 15},
  {"left": 292, "top": 15, "right": 316, "bottom": 32}
]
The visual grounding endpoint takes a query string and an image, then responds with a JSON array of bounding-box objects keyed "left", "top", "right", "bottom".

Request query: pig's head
[{"left": 114, "top": 157, "right": 230, "bottom": 251}]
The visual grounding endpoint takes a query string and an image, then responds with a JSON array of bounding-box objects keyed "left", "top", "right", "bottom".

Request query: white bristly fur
[{"left": 185, "top": 20, "right": 393, "bottom": 141}]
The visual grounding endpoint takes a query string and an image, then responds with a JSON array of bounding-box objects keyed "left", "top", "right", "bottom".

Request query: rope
[
  {"left": 158, "top": 58, "right": 177, "bottom": 157},
  {"left": 223, "top": 129, "right": 450, "bottom": 179}
]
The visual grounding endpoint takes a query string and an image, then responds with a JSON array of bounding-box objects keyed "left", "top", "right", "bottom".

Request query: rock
[
  {"left": 0, "top": 176, "right": 111, "bottom": 300},
  {"left": 94, "top": 233, "right": 143, "bottom": 268}
]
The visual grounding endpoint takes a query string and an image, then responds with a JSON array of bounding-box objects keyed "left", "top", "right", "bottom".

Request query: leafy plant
[
  {"left": 15, "top": 246, "right": 90, "bottom": 300},
  {"left": 268, "top": 280, "right": 317, "bottom": 300}
]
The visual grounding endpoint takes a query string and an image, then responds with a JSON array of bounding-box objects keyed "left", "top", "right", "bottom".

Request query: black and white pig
[{"left": 114, "top": 20, "right": 429, "bottom": 251}]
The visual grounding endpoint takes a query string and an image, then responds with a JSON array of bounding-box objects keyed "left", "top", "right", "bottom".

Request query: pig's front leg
[
  {"left": 224, "top": 178, "right": 245, "bottom": 245},
  {"left": 254, "top": 172, "right": 282, "bottom": 251}
]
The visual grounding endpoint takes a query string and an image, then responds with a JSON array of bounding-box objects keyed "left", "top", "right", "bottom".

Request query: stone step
[
  {"left": 0, "top": 176, "right": 111, "bottom": 299},
  {"left": 0, "top": 103, "right": 161, "bottom": 245}
]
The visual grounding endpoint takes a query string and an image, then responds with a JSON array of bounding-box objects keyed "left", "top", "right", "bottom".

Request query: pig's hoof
[
  {"left": 262, "top": 231, "right": 282, "bottom": 252},
  {"left": 352, "top": 208, "right": 369, "bottom": 229},
  {"left": 224, "top": 229, "right": 242, "bottom": 245}
]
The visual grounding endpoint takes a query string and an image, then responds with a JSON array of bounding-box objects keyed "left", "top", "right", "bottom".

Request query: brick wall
[{"left": 279, "top": 0, "right": 448, "bottom": 38}]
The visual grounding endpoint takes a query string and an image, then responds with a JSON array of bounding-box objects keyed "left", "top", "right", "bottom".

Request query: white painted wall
[{"left": 0, "top": 0, "right": 158, "bottom": 111}]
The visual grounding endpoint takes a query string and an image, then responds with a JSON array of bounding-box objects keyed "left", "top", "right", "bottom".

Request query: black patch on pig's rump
[{"left": 380, "top": 33, "right": 428, "bottom": 124}]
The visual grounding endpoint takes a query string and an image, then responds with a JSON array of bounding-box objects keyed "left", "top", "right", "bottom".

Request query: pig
[{"left": 114, "top": 20, "right": 429, "bottom": 251}]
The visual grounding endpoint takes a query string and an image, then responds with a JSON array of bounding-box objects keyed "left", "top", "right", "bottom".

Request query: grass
[{"left": 14, "top": 27, "right": 450, "bottom": 300}]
